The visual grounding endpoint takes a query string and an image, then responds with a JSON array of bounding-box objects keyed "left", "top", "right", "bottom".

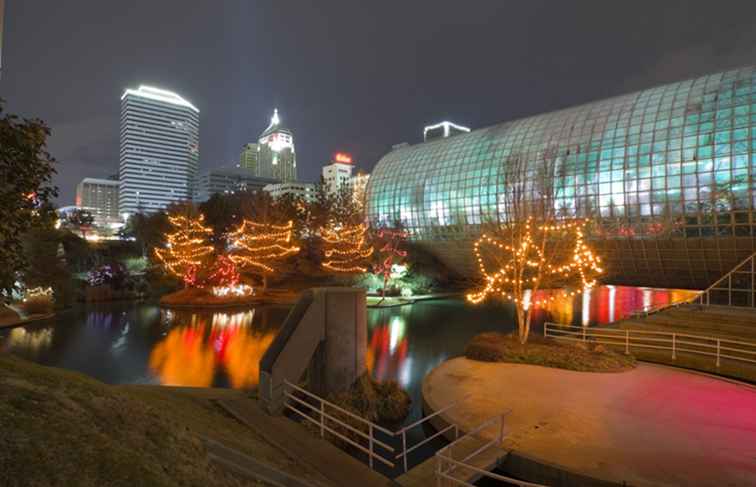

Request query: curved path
[{"left": 424, "top": 358, "right": 756, "bottom": 487}]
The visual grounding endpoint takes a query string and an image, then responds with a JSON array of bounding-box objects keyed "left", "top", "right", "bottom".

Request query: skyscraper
[
  {"left": 119, "top": 85, "right": 199, "bottom": 215},
  {"left": 76, "top": 178, "right": 119, "bottom": 225},
  {"left": 239, "top": 143, "right": 259, "bottom": 173},
  {"left": 257, "top": 109, "right": 297, "bottom": 181},
  {"left": 194, "top": 165, "right": 278, "bottom": 202}
]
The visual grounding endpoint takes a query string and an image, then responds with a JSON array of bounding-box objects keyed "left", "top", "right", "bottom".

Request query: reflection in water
[
  {"left": 365, "top": 285, "right": 699, "bottom": 400},
  {"left": 367, "top": 311, "right": 411, "bottom": 387},
  {"left": 0, "top": 285, "right": 698, "bottom": 396},
  {"left": 3, "top": 327, "right": 53, "bottom": 358},
  {"left": 148, "top": 308, "right": 275, "bottom": 388}
]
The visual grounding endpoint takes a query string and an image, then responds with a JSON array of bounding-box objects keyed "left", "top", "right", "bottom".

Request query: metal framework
[{"left": 694, "top": 250, "right": 756, "bottom": 307}]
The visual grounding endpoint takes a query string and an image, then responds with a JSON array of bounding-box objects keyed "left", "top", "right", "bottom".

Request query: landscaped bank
[{"left": 0, "top": 354, "right": 335, "bottom": 486}]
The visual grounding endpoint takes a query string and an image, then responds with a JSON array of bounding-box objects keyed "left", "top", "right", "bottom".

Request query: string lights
[
  {"left": 466, "top": 218, "right": 603, "bottom": 307},
  {"left": 373, "top": 228, "right": 408, "bottom": 297},
  {"left": 206, "top": 255, "right": 254, "bottom": 297},
  {"left": 154, "top": 214, "right": 214, "bottom": 287},
  {"left": 321, "top": 222, "right": 374, "bottom": 273},
  {"left": 228, "top": 220, "right": 300, "bottom": 289}
]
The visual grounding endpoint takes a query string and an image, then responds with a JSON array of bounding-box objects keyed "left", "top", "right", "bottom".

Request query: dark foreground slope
[{"left": 0, "top": 354, "right": 266, "bottom": 487}]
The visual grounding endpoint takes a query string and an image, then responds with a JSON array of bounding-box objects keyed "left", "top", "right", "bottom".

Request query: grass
[
  {"left": 0, "top": 354, "right": 329, "bottom": 487},
  {"left": 465, "top": 332, "right": 636, "bottom": 373}
]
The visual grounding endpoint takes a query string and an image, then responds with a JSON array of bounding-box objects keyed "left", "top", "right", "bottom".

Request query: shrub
[
  {"left": 87, "top": 263, "right": 128, "bottom": 289},
  {"left": 21, "top": 290, "right": 54, "bottom": 315},
  {"left": 465, "top": 332, "right": 636, "bottom": 372},
  {"left": 304, "top": 374, "right": 411, "bottom": 449},
  {"left": 122, "top": 257, "right": 148, "bottom": 274}
]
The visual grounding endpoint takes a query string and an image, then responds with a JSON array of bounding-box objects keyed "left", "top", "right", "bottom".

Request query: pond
[
  {"left": 0, "top": 285, "right": 695, "bottom": 474},
  {"left": 0, "top": 284, "right": 696, "bottom": 406}
]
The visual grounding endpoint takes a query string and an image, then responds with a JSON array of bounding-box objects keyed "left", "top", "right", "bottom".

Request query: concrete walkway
[{"left": 424, "top": 358, "right": 756, "bottom": 487}]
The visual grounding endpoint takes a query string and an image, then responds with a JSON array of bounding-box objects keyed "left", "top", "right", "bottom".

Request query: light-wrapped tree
[
  {"left": 467, "top": 152, "right": 603, "bottom": 343},
  {"left": 372, "top": 227, "right": 408, "bottom": 299},
  {"left": 321, "top": 222, "right": 374, "bottom": 273},
  {"left": 228, "top": 220, "right": 300, "bottom": 291},
  {"left": 154, "top": 213, "right": 214, "bottom": 287}
]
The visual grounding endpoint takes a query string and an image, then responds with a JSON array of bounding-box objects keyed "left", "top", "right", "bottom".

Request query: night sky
[{"left": 2, "top": 1, "right": 755, "bottom": 205}]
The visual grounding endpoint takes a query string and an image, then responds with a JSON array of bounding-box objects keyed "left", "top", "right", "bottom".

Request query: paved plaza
[{"left": 424, "top": 358, "right": 756, "bottom": 486}]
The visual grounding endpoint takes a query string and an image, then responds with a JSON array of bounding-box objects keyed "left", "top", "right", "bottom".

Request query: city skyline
[{"left": 1, "top": 1, "right": 756, "bottom": 206}]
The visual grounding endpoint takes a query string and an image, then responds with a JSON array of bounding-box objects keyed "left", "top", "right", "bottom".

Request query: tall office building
[
  {"left": 75, "top": 178, "right": 120, "bottom": 225},
  {"left": 257, "top": 109, "right": 297, "bottom": 181},
  {"left": 239, "top": 143, "right": 259, "bottom": 173},
  {"left": 119, "top": 85, "right": 199, "bottom": 215},
  {"left": 194, "top": 165, "right": 278, "bottom": 202}
]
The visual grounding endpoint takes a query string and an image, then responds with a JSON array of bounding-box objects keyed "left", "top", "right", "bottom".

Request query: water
[
  {"left": 0, "top": 285, "right": 695, "bottom": 472},
  {"left": 0, "top": 285, "right": 695, "bottom": 392}
]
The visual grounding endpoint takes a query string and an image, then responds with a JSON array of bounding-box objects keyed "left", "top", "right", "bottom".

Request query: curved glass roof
[{"left": 367, "top": 65, "right": 756, "bottom": 244}]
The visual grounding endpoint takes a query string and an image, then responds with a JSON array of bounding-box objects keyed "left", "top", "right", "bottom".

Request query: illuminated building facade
[
  {"left": 322, "top": 152, "right": 355, "bottom": 194},
  {"left": 119, "top": 85, "right": 199, "bottom": 215},
  {"left": 256, "top": 109, "right": 297, "bottom": 182},
  {"left": 75, "top": 177, "right": 120, "bottom": 225},
  {"left": 367, "top": 66, "right": 756, "bottom": 289},
  {"left": 239, "top": 143, "right": 260, "bottom": 173},
  {"left": 263, "top": 182, "right": 314, "bottom": 202},
  {"left": 194, "top": 166, "right": 278, "bottom": 202}
]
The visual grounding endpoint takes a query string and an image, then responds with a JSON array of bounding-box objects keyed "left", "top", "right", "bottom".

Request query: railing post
[
  {"left": 672, "top": 333, "right": 676, "bottom": 360},
  {"left": 436, "top": 454, "right": 441, "bottom": 487},
  {"left": 319, "top": 401, "right": 325, "bottom": 438},
  {"left": 625, "top": 330, "right": 630, "bottom": 355},
  {"left": 716, "top": 339, "right": 721, "bottom": 368},
  {"left": 369, "top": 423, "right": 374, "bottom": 469},
  {"left": 402, "top": 430, "right": 408, "bottom": 473}
]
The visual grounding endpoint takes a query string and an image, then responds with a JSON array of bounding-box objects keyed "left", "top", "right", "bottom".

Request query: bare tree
[{"left": 467, "top": 151, "right": 603, "bottom": 344}]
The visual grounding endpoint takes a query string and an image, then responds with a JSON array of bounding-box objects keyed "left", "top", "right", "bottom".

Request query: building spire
[{"left": 271, "top": 108, "right": 280, "bottom": 126}]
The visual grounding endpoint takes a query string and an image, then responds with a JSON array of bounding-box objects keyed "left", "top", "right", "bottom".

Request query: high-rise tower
[
  {"left": 257, "top": 109, "right": 297, "bottom": 181},
  {"left": 119, "top": 85, "right": 199, "bottom": 215}
]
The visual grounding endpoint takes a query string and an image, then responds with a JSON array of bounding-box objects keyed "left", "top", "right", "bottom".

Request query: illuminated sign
[{"left": 334, "top": 153, "right": 353, "bottom": 164}]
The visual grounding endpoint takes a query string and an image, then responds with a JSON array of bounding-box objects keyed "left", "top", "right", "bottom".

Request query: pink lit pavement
[{"left": 423, "top": 358, "right": 756, "bottom": 486}]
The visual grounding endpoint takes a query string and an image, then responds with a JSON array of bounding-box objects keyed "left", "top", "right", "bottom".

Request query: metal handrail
[
  {"left": 435, "top": 412, "right": 544, "bottom": 487},
  {"left": 282, "top": 379, "right": 468, "bottom": 473},
  {"left": 694, "top": 250, "right": 756, "bottom": 307},
  {"left": 545, "top": 322, "right": 756, "bottom": 367},
  {"left": 393, "top": 394, "right": 470, "bottom": 472}
]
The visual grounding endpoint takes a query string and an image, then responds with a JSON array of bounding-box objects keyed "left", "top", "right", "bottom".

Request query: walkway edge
[
  {"left": 201, "top": 434, "right": 320, "bottom": 487},
  {"left": 216, "top": 398, "right": 398, "bottom": 487}
]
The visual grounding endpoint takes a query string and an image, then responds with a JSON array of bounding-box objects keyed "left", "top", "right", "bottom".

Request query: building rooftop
[{"left": 121, "top": 85, "right": 199, "bottom": 113}]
